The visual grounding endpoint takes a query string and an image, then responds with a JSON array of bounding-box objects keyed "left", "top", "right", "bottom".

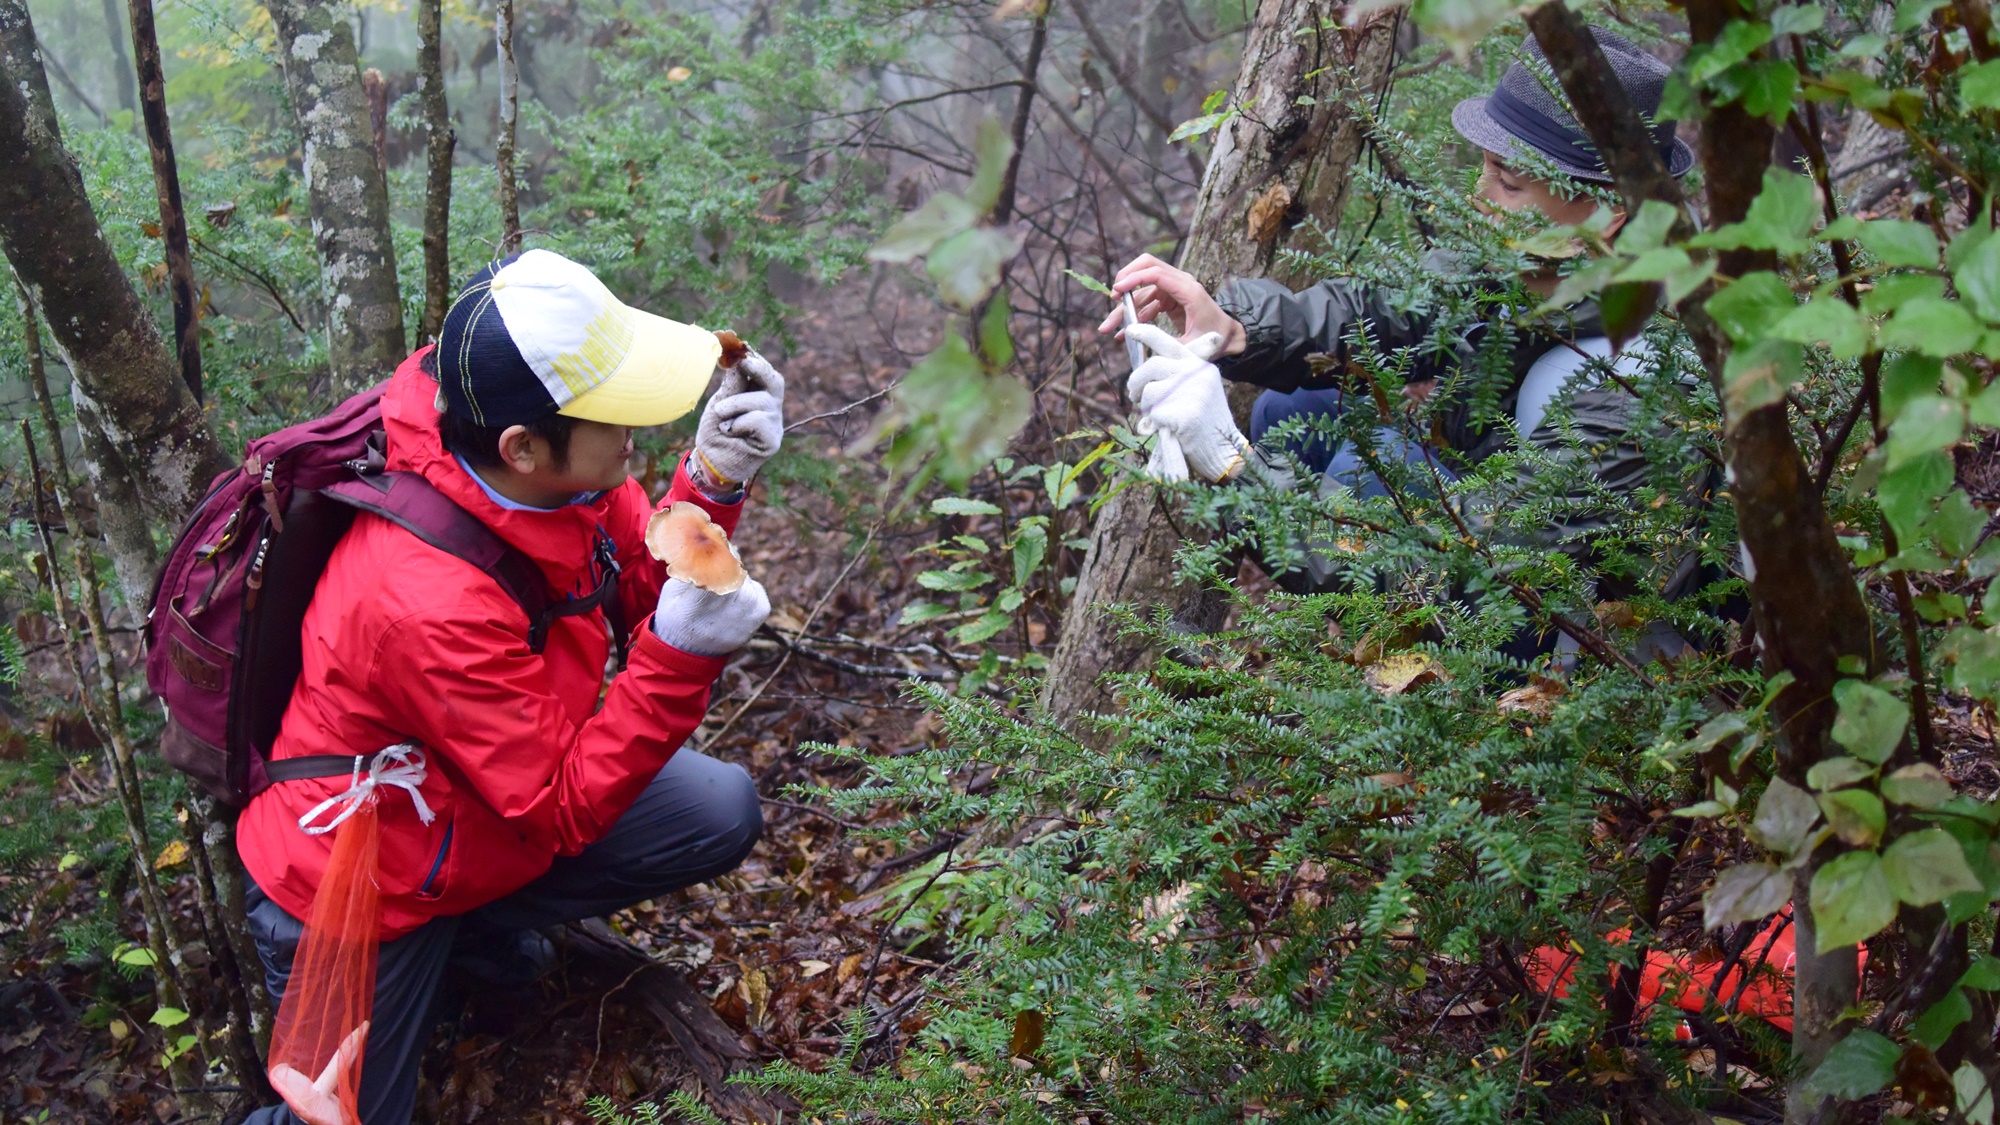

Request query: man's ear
[{"left": 497, "top": 424, "right": 540, "bottom": 474}]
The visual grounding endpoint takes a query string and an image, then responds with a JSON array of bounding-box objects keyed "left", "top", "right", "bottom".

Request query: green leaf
[
  {"left": 1062, "top": 268, "right": 1114, "bottom": 297},
  {"left": 1770, "top": 4, "right": 1825, "bottom": 34},
  {"left": 1928, "top": 488, "right": 1986, "bottom": 559},
  {"left": 927, "top": 226, "right": 1026, "bottom": 310},
  {"left": 1409, "top": 0, "right": 1515, "bottom": 56},
  {"left": 1882, "top": 763, "right": 1956, "bottom": 807},
  {"left": 1011, "top": 524, "right": 1047, "bottom": 588},
  {"left": 1914, "top": 988, "right": 1973, "bottom": 1049},
  {"left": 1971, "top": 377, "right": 2000, "bottom": 426},
  {"left": 1706, "top": 270, "right": 1796, "bottom": 344},
  {"left": 1665, "top": 257, "right": 1720, "bottom": 305},
  {"left": 1615, "top": 200, "right": 1681, "bottom": 254},
  {"left": 1956, "top": 230, "right": 2000, "bottom": 322},
  {"left": 1832, "top": 680, "right": 1909, "bottom": 763},
  {"left": 956, "top": 608, "right": 1012, "bottom": 644},
  {"left": 1840, "top": 33, "right": 1889, "bottom": 57},
  {"left": 1883, "top": 827, "right": 1984, "bottom": 904},
  {"left": 1772, "top": 297, "right": 1870, "bottom": 358},
  {"left": 1941, "top": 626, "right": 2000, "bottom": 699},
  {"left": 1201, "top": 88, "right": 1227, "bottom": 113},
  {"left": 1750, "top": 777, "right": 1821, "bottom": 854},
  {"left": 1897, "top": 0, "right": 1951, "bottom": 32},
  {"left": 1695, "top": 170, "right": 1818, "bottom": 255},
  {"left": 1879, "top": 296, "right": 1982, "bottom": 357},
  {"left": 1886, "top": 396, "right": 1968, "bottom": 469},
  {"left": 1878, "top": 450, "right": 1955, "bottom": 543},
  {"left": 963, "top": 117, "right": 1016, "bottom": 216},
  {"left": 1963, "top": 956, "right": 2000, "bottom": 990},
  {"left": 1723, "top": 338, "right": 1804, "bottom": 420},
  {"left": 898, "top": 601, "right": 954, "bottom": 625},
  {"left": 1857, "top": 219, "right": 1941, "bottom": 268},
  {"left": 1881, "top": 353, "right": 1945, "bottom": 420},
  {"left": 1803, "top": 1028, "right": 1900, "bottom": 1098},
  {"left": 1959, "top": 1061, "right": 1997, "bottom": 1125},
  {"left": 994, "top": 586, "right": 1026, "bottom": 613},
  {"left": 149, "top": 1007, "right": 189, "bottom": 1028},
  {"left": 1599, "top": 282, "right": 1660, "bottom": 350},
  {"left": 1819, "top": 788, "right": 1887, "bottom": 847},
  {"left": 1660, "top": 711, "right": 1749, "bottom": 764},
  {"left": 1688, "top": 20, "right": 1776, "bottom": 85},
  {"left": 1735, "top": 59, "right": 1800, "bottom": 123},
  {"left": 917, "top": 568, "right": 992, "bottom": 592},
  {"left": 116, "top": 947, "right": 158, "bottom": 968},
  {"left": 1168, "top": 111, "right": 1230, "bottom": 142},
  {"left": 1540, "top": 258, "right": 1618, "bottom": 312},
  {"left": 870, "top": 192, "right": 980, "bottom": 263},
  {"left": 931, "top": 497, "right": 1003, "bottom": 517},
  {"left": 1807, "top": 756, "right": 1878, "bottom": 791},
  {"left": 1704, "top": 862, "right": 1793, "bottom": 928},
  {"left": 1962, "top": 58, "right": 2000, "bottom": 110},
  {"left": 1811, "top": 850, "right": 1897, "bottom": 951},
  {"left": 978, "top": 285, "right": 1015, "bottom": 369}
]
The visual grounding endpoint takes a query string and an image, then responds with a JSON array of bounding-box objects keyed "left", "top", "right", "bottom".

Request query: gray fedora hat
[{"left": 1452, "top": 27, "right": 1694, "bottom": 184}]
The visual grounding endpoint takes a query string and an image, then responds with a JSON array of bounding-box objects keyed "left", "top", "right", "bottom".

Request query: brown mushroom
[
  {"left": 644, "top": 502, "right": 747, "bottom": 594},
  {"left": 714, "top": 329, "right": 749, "bottom": 369}
]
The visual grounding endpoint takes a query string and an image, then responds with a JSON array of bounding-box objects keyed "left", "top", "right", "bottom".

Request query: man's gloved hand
[
  {"left": 694, "top": 350, "right": 785, "bottom": 490},
  {"left": 1123, "top": 324, "right": 1249, "bottom": 483},
  {"left": 652, "top": 577, "right": 771, "bottom": 657}
]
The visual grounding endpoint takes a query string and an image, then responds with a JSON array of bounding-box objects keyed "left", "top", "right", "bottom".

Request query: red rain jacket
[{"left": 238, "top": 350, "right": 741, "bottom": 938}]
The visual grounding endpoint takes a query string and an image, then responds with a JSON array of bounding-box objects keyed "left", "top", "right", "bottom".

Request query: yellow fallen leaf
[
  {"left": 799, "top": 959, "right": 832, "bottom": 979},
  {"left": 108, "top": 1019, "right": 130, "bottom": 1041},
  {"left": 1365, "top": 652, "right": 1448, "bottom": 695},
  {"left": 154, "top": 840, "right": 189, "bottom": 870},
  {"left": 665, "top": 66, "right": 692, "bottom": 82},
  {"left": 738, "top": 967, "right": 770, "bottom": 1027},
  {"left": 1497, "top": 677, "right": 1565, "bottom": 719},
  {"left": 836, "top": 952, "right": 865, "bottom": 983}
]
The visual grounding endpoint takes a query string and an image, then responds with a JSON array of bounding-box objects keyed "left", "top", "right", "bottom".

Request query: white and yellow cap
[{"left": 436, "top": 249, "right": 720, "bottom": 428}]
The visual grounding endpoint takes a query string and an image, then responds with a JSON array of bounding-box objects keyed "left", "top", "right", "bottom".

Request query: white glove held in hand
[
  {"left": 1123, "top": 324, "right": 1249, "bottom": 483},
  {"left": 695, "top": 350, "right": 786, "bottom": 488},
  {"left": 652, "top": 576, "right": 771, "bottom": 657}
]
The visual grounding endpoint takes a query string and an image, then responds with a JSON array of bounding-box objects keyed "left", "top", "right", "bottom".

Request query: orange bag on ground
[
  {"left": 267, "top": 745, "right": 433, "bottom": 1125},
  {"left": 1525, "top": 909, "right": 1846, "bottom": 1037}
]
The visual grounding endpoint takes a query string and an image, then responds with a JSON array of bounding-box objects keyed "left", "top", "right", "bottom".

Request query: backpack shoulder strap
[
  {"left": 320, "top": 470, "right": 628, "bottom": 661},
  {"left": 321, "top": 471, "right": 556, "bottom": 645}
]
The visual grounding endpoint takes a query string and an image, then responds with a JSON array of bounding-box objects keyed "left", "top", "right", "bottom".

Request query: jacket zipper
[{"left": 417, "top": 822, "right": 453, "bottom": 898}]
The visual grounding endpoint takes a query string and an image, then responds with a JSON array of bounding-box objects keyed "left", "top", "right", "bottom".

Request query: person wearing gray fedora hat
[{"left": 1097, "top": 26, "right": 1708, "bottom": 629}]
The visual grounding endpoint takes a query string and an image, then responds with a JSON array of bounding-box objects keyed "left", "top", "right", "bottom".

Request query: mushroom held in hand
[
  {"left": 645, "top": 502, "right": 747, "bottom": 593},
  {"left": 714, "top": 329, "right": 750, "bottom": 369}
]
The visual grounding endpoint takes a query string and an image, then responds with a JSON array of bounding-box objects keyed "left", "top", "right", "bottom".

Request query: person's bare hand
[{"left": 1094, "top": 254, "right": 1247, "bottom": 357}]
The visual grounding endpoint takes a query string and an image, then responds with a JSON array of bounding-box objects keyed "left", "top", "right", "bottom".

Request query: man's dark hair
[{"left": 422, "top": 349, "right": 577, "bottom": 470}]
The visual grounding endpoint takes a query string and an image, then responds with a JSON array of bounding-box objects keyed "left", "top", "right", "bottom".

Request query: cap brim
[
  {"left": 556, "top": 309, "right": 720, "bottom": 426},
  {"left": 1452, "top": 96, "right": 1694, "bottom": 183}
]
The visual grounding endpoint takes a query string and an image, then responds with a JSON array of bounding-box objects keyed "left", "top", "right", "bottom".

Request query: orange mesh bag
[{"left": 268, "top": 745, "right": 434, "bottom": 1125}]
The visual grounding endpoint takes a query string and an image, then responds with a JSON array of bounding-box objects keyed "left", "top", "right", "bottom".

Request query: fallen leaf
[
  {"left": 665, "top": 66, "right": 692, "bottom": 82},
  {"left": 738, "top": 967, "right": 770, "bottom": 1028},
  {"left": 836, "top": 953, "right": 864, "bottom": 983},
  {"left": 1009, "top": 1009, "right": 1045, "bottom": 1060},
  {"left": 108, "top": 1019, "right": 130, "bottom": 1041},
  {"left": 991, "top": 0, "right": 1045, "bottom": 19},
  {"left": 154, "top": 839, "right": 189, "bottom": 870},
  {"left": 798, "top": 959, "right": 832, "bottom": 979},
  {"left": 1365, "top": 652, "right": 1449, "bottom": 695},
  {"left": 1498, "top": 677, "right": 1566, "bottom": 719},
  {"left": 1595, "top": 601, "right": 1639, "bottom": 629}
]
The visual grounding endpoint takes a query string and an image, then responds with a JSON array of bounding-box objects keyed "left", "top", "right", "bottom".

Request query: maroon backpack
[{"left": 144, "top": 383, "right": 625, "bottom": 806}]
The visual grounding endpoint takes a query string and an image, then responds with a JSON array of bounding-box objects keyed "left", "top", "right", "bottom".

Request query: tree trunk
[
  {"left": 1041, "top": 0, "right": 1399, "bottom": 726},
  {"left": 418, "top": 0, "right": 455, "bottom": 341},
  {"left": 126, "top": 0, "right": 203, "bottom": 403},
  {"left": 98, "top": 0, "right": 138, "bottom": 121},
  {"left": 495, "top": 0, "right": 521, "bottom": 251},
  {"left": 0, "top": 0, "right": 226, "bottom": 602},
  {"left": 264, "top": 0, "right": 408, "bottom": 397}
]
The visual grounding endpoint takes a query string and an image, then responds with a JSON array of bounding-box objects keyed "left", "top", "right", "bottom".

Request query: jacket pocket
[{"left": 415, "top": 820, "right": 454, "bottom": 901}]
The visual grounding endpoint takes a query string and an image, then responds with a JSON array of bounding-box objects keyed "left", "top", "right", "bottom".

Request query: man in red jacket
[{"left": 237, "top": 250, "right": 781, "bottom": 1124}]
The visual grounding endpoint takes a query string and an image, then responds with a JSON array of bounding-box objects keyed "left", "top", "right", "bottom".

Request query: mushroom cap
[
  {"left": 714, "top": 329, "right": 749, "bottom": 369},
  {"left": 645, "top": 502, "right": 747, "bottom": 594}
]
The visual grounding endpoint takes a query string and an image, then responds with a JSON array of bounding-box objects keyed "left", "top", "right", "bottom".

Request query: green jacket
[{"left": 1213, "top": 274, "right": 1707, "bottom": 597}]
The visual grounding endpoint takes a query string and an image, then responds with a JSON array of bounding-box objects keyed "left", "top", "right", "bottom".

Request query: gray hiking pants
[{"left": 238, "top": 749, "right": 761, "bottom": 1125}]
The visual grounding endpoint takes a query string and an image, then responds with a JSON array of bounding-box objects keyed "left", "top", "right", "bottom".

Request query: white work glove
[
  {"left": 1123, "top": 324, "right": 1249, "bottom": 483},
  {"left": 694, "top": 350, "right": 785, "bottom": 490},
  {"left": 652, "top": 577, "right": 771, "bottom": 657}
]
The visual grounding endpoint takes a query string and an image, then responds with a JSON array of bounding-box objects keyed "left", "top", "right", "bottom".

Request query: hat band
[{"left": 1486, "top": 83, "right": 1677, "bottom": 178}]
